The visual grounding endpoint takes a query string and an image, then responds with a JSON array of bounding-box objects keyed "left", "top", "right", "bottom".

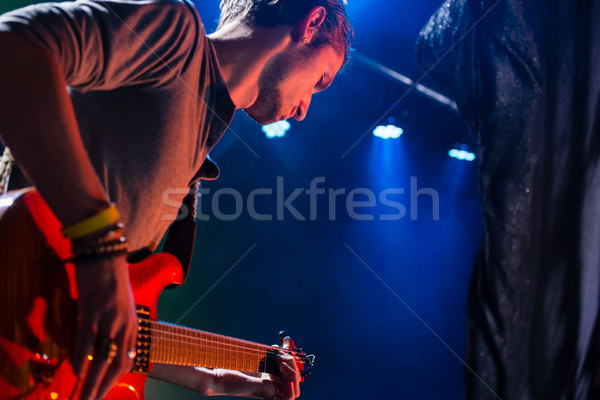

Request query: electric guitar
[{"left": 0, "top": 188, "right": 314, "bottom": 400}]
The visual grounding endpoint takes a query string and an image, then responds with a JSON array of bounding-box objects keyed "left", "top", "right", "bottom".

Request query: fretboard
[{"left": 144, "top": 320, "right": 280, "bottom": 374}]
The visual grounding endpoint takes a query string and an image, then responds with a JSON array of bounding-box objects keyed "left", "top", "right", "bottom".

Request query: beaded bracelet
[{"left": 71, "top": 236, "right": 129, "bottom": 264}]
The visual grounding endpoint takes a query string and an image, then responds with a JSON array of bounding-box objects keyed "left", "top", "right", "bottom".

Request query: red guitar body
[{"left": 0, "top": 188, "right": 183, "bottom": 400}]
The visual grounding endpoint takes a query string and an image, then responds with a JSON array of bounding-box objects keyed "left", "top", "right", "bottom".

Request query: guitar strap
[
  {"left": 160, "top": 182, "right": 198, "bottom": 285},
  {"left": 161, "top": 156, "right": 221, "bottom": 285}
]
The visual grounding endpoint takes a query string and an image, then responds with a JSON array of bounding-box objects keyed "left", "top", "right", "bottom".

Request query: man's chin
[{"left": 243, "top": 108, "right": 279, "bottom": 126}]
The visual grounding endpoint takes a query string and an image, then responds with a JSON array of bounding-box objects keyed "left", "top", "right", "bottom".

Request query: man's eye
[{"left": 317, "top": 75, "right": 325, "bottom": 87}]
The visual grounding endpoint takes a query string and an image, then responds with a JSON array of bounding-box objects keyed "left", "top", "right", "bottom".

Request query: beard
[
  {"left": 243, "top": 54, "right": 289, "bottom": 125},
  {"left": 243, "top": 83, "right": 284, "bottom": 125}
]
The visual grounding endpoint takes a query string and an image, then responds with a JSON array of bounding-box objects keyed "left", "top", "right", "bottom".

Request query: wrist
[
  {"left": 256, "top": 378, "right": 275, "bottom": 399},
  {"left": 70, "top": 224, "right": 129, "bottom": 264},
  {"left": 62, "top": 203, "right": 119, "bottom": 239}
]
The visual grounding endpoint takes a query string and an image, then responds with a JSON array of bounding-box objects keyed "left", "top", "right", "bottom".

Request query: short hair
[{"left": 218, "top": 0, "right": 353, "bottom": 65}]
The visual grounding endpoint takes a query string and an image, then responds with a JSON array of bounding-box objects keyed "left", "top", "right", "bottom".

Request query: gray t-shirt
[{"left": 0, "top": 0, "right": 236, "bottom": 250}]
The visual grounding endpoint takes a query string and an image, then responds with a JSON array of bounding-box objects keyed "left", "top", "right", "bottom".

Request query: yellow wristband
[{"left": 61, "top": 204, "right": 120, "bottom": 239}]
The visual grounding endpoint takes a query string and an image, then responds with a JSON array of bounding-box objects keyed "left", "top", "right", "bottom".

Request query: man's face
[{"left": 244, "top": 44, "right": 344, "bottom": 125}]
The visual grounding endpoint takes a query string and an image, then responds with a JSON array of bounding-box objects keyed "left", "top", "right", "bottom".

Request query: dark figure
[{"left": 418, "top": 0, "right": 600, "bottom": 398}]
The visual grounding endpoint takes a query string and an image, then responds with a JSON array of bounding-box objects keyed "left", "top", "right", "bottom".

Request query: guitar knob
[{"left": 32, "top": 361, "right": 55, "bottom": 384}]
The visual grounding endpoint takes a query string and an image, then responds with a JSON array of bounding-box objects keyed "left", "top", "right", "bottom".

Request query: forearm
[
  {"left": 0, "top": 32, "right": 109, "bottom": 225},
  {"left": 149, "top": 364, "right": 270, "bottom": 398}
]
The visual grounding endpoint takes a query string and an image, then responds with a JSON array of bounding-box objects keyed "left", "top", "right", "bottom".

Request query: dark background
[
  {"left": 0, "top": 0, "right": 484, "bottom": 398},
  {"left": 147, "top": 1, "right": 483, "bottom": 399}
]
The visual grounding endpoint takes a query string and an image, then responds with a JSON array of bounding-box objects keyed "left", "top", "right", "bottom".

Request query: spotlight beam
[{"left": 353, "top": 52, "right": 459, "bottom": 113}]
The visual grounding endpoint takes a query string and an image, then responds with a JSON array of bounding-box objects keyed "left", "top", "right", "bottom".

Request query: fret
[
  {"left": 177, "top": 326, "right": 181, "bottom": 364},
  {"left": 149, "top": 321, "right": 289, "bottom": 375},
  {"left": 200, "top": 331, "right": 206, "bottom": 368},
  {"left": 168, "top": 325, "right": 173, "bottom": 364},
  {"left": 179, "top": 326, "right": 185, "bottom": 365},
  {"left": 174, "top": 325, "right": 179, "bottom": 364},
  {"left": 193, "top": 328, "right": 198, "bottom": 367},
  {"left": 246, "top": 340, "right": 251, "bottom": 370},
  {"left": 185, "top": 327, "right": 190, "bottom": 365},
  {"left": 221, "top": 336, "right": 230, "bottom": 368},
  {"left": 214, "top": 334, "right": 220, "bottom": 369},
  {"left": 235, "top": 338, "right": 240, "bottom": 370},
  {"left": 171, "top": 325, "right": 177, "bottom": 365},
  {"left": 228, "top": 336, "right": 232, "bottom": 370},
  {"left": 153, "top": 325, "right": 159, "bottom": 363},
  {"left": 157, "top": 325, "right": 164, "bottom": 364},
  {"left": 212, "top": 333, "right": 218, "bottom": 368},
  {"left": 256, "top": 343, "right": 263, "bottom": 371},
  {"left": 219, "top": 334, "right": 223, "bottom": 368},
  {"left": 160, "top": 325, "right": 165, "bottom": 364},
  {"left": 196, "top": 331, "right": 206, "bottom": 366},
  {"left": 185, "top": 327, "right": 191, "bottom": 366},
  {"left": 170, "top": 325, "right": 176, "bottom": 364},
  {"left": 151, "top": 327, "right": 156, "bottom": 364},
  {"left": 218, "top": 334, "right": 224, "bottom": 369},
  {"left": 240, "top": 338, "right": 245, "bottom": 371},
  {"left": 251, "top": 343, "right": 258, "bottom": 372},
  {"left": 180, "top": 326, "right": 185, "bottom": 364},
  {"left": 242, "top": 340, "right": 246, "bottom": 371},
  {"left": 210, "top": 332, "right": 215, "bottom": 368},
  {"left": 259, "top": 344, "right": 269, "bottom": 373},
  {"left": 245, "top": 341, "right": 250, "bottom": 371},
  {"left": 251, "top": 342, "right": 257, "bottom": 371}
]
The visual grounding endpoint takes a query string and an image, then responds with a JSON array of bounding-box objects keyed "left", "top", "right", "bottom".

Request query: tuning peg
[{"left": 278, "top": 331, "right": 293, "bottom": 350}]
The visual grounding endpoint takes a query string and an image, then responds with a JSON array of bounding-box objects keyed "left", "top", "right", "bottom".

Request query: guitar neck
[{"left": 144, "top": 319, "right": 280, "bottom": 375}]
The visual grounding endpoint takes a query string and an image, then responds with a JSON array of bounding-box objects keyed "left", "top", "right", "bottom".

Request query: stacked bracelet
[
  {"left": 62, "top": 204, "right": 129, "bottom": 263},
  {"left": 71, "top": 235, "right": 129, "bottom": 263}
]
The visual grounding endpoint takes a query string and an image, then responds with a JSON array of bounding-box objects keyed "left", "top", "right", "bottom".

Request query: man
[
  {"left": 418, "top": 0, "right": 600, "bottom": 398},
  {"left": 0, "top": 0, "right": 352, "bottom": 399}
]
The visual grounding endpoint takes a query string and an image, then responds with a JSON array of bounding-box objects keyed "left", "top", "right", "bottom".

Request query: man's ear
[{"left": 293, "top": 6, "right": 326, "bottom": 44}]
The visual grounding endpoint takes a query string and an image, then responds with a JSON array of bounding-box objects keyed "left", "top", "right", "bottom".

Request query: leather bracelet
[
  {"left": 71, "top": 229, "right": 129, "bottom": 264},
  {"left": 72, "top": 237, "right": 128, "bottom": 256},
  {"left": 71, "top": 248, "right": 129, "bottom": 264}
]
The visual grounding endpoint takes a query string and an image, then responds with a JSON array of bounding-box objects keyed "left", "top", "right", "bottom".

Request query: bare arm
[
  {"left": 150, "top": 365, "right": 271, "bottom": 398},
  {"left": 149, "top": 351, "right": 301, "bottom": 399},
  {"left": 0, "top": 32, "right": 138, "bottom": 400}
]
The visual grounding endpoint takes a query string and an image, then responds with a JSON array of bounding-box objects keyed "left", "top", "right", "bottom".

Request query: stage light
[
  {"left": 373, "top": 124, "right": 403, "bottom": 140},
  {"left": 448, "top": 145, "right": 476, "bottom": 162},
  {"left": 262, "top": 120, "right": 291, "bottom": 139}
]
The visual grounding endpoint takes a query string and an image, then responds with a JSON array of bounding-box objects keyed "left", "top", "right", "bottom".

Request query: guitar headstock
[{"left": 279, "top": 331, "right": 315, "bottom": 382}]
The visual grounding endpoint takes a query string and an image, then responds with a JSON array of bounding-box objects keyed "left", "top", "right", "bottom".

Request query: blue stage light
[
  {"left": 262, "top": 120, "right": 291, "bottom": 139},
  {"left": 448, "top": 146, "right": 476, "bottom": 162},
  {"left": 373, "top": 124, "right": 403, "bottom": 139}
]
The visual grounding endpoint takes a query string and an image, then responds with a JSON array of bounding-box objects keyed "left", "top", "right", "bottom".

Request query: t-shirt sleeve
[{"left": 0, "top": 0, "right": 201, "bottom": 90}]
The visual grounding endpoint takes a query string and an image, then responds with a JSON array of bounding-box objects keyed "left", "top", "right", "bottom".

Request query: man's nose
[{"left": 294, "top": 96, "right": 312, "bottom": 121}]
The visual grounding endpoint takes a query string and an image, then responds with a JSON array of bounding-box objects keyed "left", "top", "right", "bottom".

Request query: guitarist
[{"left": 0, "top": 0, "right": 352, "bottom": 399}]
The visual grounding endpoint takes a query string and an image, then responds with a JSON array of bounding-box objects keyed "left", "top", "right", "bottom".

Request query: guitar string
[
  {"left": 131, "top": 320, "right": 306, "bottom": 377},
  {"left": 143, "top": 326, "right": 303, "bottom": 361},
  {"left": 143, "top": 319, "right": 300, "bottom": 357}
]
